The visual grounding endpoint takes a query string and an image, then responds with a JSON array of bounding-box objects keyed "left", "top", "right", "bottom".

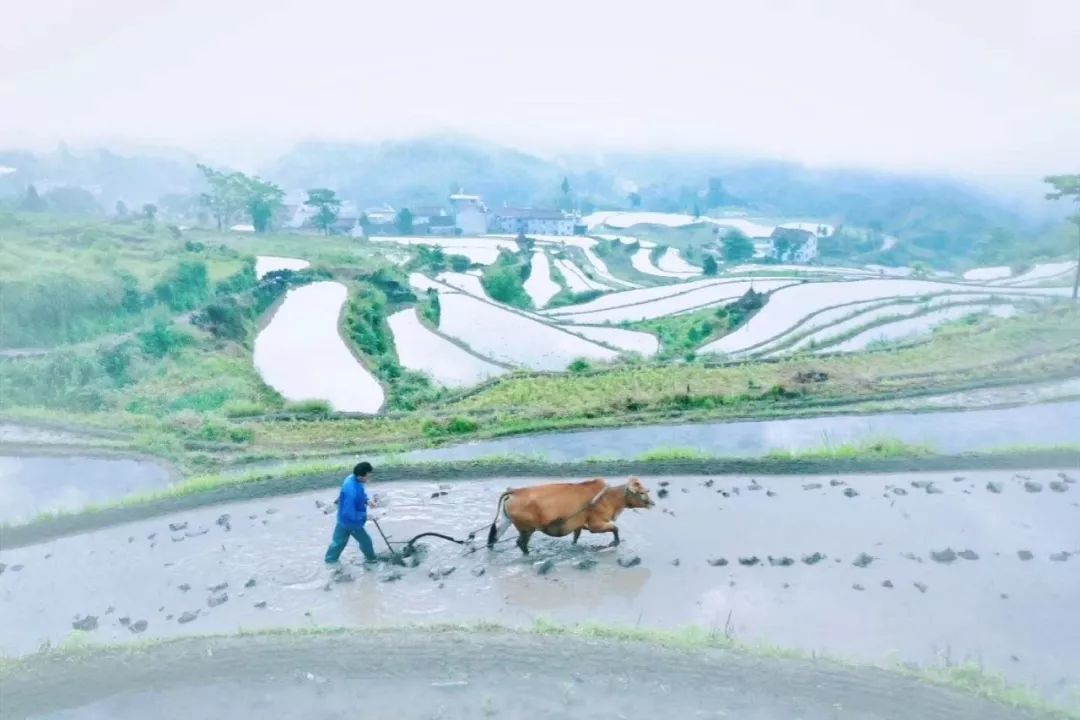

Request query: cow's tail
[{"left": 487, "top": 490, "right": 512, "bottom": 548}]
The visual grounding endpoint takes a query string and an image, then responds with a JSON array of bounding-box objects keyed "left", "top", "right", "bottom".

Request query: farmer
[{"left": 324, "top": 461, "right": 378, "bottom": 564}]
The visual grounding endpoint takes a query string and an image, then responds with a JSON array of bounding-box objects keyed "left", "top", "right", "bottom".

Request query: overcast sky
[{"left": 2, "top": 0, "right": 1078, "bottom": 180}]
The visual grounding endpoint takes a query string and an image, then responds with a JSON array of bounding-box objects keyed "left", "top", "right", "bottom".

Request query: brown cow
[{"left": 486, "top": 477, "right": 654, "bottom": 554}]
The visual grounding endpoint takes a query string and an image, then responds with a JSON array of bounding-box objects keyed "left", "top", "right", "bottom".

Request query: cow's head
[{"left": 624, "top": 477, "right": 654, "bottom": 509}]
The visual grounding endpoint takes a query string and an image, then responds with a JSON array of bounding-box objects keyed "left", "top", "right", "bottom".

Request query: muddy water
[
  {"left": 1, "top": 469, "right": 1077, "bottom": 699},
  {"left": 0, "top": 455, "right": 173, "bottom": 524},
  {"left": 404, "top": 400, "right": 1080, "bottom": 462}
]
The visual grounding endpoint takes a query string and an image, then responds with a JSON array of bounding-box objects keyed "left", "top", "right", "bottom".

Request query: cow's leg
[
  {"left": 516, "top": 531, "right": 533, "bottom": 555},
  {"left": 572, "top": 528, "right": 582, "bottom": 544},
  {"left": 488, "top": 513, "right": 513, "bottom": 549},
  {"left": 588, "top": 520, "right": 620, "bottom": 547}
]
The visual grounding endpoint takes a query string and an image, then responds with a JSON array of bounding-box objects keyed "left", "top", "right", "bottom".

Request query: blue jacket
[{"left": 336, "top": 475, "right": 368, "bottom": 529}]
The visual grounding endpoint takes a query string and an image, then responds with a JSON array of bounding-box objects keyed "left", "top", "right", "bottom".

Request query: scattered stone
[
  {"left": 882, "top": 580, "right": 894, "bottom": 589},
  {"left": 535, "top": 559, "right": 555, "bottom": 575},
  {"left": 843, "top": 487, "right": 859, "bottom": 498},
  {"left": 802, "top": 483, "right": 822, "bottom": 491},
  {"left": 802, "top": 552, "right": 825, "bottom": 565},
  {"left": 178, "top": 611, "right": 199, "bottom": 624},
  {"left": 1010, "top": 655, "right": 1020, "bottom": 663},
  {"left": 9, "top": 564, "right": 24, "bottom": 573},
  {"left": 747, "top": 483, "right": 762, "bottom": 492},
  {"left": 782, "top": 583, "right": 790, "bottom": 589},
  {"left": 911, "top": 480, "right": 931, "bottom": 489},
  {"left": 166, "top": 614, "right": 174, "bottom": 620},
  {"left": 1000, "top": 593, "right": 1008, "bottom": 600},
  {"left": 171, "top": 535, "right": 185, "bottom": 543},
  {"left": 1023, "top": 481, "right": 1043, "bottom": 493},
  {"left": 185, "top": 528, "right": 209, "bottom": 538},
  {"left": 119, "top": 616, "right": 131, "bottom": 626},
  {"left": 731, "top": 487, "right": 740, "bottom": 496},
  {"left": 953, "top": 476, "right": 965, "bottom": 483},
  {"left": 255, "top": 601, "right": 268, "bottom": 608},
  {"left": 720, "top": 490, "right": 730, "bottom": 497},
  {"left": 829, "top": 479, "right": 845, "bottom": 487},
  {"left": 986, "top": 481, "right": 1004, "bottom": 494},
  {"left": 657, "top": 488, "right": 669, "bottom": 499},
  {"left": 703, "top": 479, "right": 714, "bottom": 488},
  {"left": 1017, "top": 550, "right": 1034, "bottom": 561},
  {"left": 931, "top": 548, "right": 957, "bottom": 563},
  {"left": 1059, "top": 472, "right": 1076, "bottom": 484},
  {"left": 315, "top": 500, "right": 326, "bottom": 509},
  {"left": 658, "top": 480, "right": 670, "bottom": 487},
  {"left": 766, "top": 490, "right": 777, "bottom": 497},
  {"left": 208, "top": 582, "right": 228, "bottom": 593},
  {"left": 427, "top": 565, "right": 456, "bottom": 580},
  {"left": 1049, "top": 481, "right": 1069, "bottom": 493},
  {"left": 671, "top": 558, "right": 681, "bottom": 566},
  {"left": 768, "top": 556, "right": 794, "bottom": 567},
  {"left": 244, "top": 578, "right": 256, "bottom": 588},
  {"left": 128, "top": 536, "right": 134, "bottom": 543},
  {"left": 72, "top": 616, "right": 98, "bottom": 631},
  {"left": 901, "top": 552, "right": 923, "bottom": 563},
  {"left": 380, "top": 571, "right": 403, "bottom": 583},
  {"left": 179, "top": 583, "right": 191, "bottom": 592},
  {"left": 216, "top": 514, "right": 231, "bottom": 526},
  {"left": 738, "top": 556, "right": 760, "bottom": 567},
  {"left": 430, "top": 491, "right": 448, "bottom": 499},
  {"left": 617, "top": 556, "right": 642, "bottom": 568},
  {"left": 925, "top": 484, "right": 943, "bottom": 495},
  {"left": 1050, "top": 552, "right": 1071, "bottom": 562},
  {"left": 852, "top": 584, "right": 865, "bottom": 591},
  {"left": 913, "top": 582, "right": 928, "bottom": 593},
  {"left": 891, "top": 487, "right": 908, "bottom": 496},
  {"left": 574, "top": 557, "right": 598, "bottom": 570},
  {"left": 471, "top": 566, "right": 486, "bottom": 577},
  {"left": 958, "top": 549, "right": 979, "bottom": 561},
  {"left": 130, "top": 620, "right": 148, "bottom": 634},
  {"left": 168, "top": 521, "right": 187, "bottom": 532},
  {"left": 147, "top": 533, "right": 157, "bottom": 540},
  {"left": 265, "top": 508, "right": 278, "bottom": 515},
  {"left": 332, "top": 571, "right": 354, "bottom": 584},
  {"left": 707, "top": 557, "right": 728, "bottom": 567},
  {"left": 852, "top": 553, "right": 875, "bottom": 568},
  {"left": 207, "top": 593, "right": 228, "bottom": 607}
]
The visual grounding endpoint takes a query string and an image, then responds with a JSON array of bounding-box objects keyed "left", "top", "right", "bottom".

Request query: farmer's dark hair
[{"left": 353, "top": 461, "right": 373, "bottom": 477}]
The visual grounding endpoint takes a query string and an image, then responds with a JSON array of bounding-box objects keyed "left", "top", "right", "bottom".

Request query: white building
[
  {"left": 768, "top": 227, "right": 819, "bottom": 263},
  {"left": 490, "top": 208, "right": 575, "bottom": 236},
  {"left": 449, "top": 193, "right": 487, "bottom": 235}
]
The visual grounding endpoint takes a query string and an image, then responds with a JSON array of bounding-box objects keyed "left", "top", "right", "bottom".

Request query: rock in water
[
  {"left": 1017, "top": 550, "right": 1033, "bottom": 561},
  {"left": 657, "top": 488, "right": 669, "bottom": 499},
  {"left": 574, "top": 557, "right": 598, "bottom": 571},
  {"left": 986, "top": 481, "right": 1004, "bottom": 494},
  {"left": 913, "top": 582, "right": 928, "bottom": 593},
  {"left": 535, "top": 559, "right": 555, "bottom": 575},
  {"left": 380, "top": 570, "right": 403, "bottom": 583},
  {"left": 829, "top": 479, "right": 845, "bottom": 487},
  {"left": 168, "top": 521, "right": 187, "bottom": 532},
  {"left": 881, "top": 579, "right": 894, "bottom": 589},
  {"left": 254, "top": 601, "right": 268, "bottom": 608},
  {"left": 926, "top": 484, "right": 943, "bottom": 495},
  {"left": 178, "top": 611, "right": 199, "bottom": 624},
  {"left": 802, "top": 483, "right": 822, "bottom": 491},
  {"left": 1023, "top": 481, "right": 1043, "bottom": 493},
  {"left": 843, "top": 488, "right": 859, "bottom": 498},
  {"left": 118, "top": 616, "right": 131, "bottom": 626},
  {"left": 617, "top": 556, "right": 642, "bottom": 568},
  {"left": 207, "top": 593, "right": 228, "bottom": 607},
  {"left": 178, "top": 584, "right": 191, "bottom": 592},
  {"left": 802, "top": 552, "right": 825, "bottom": 565},
  {"left": 72, "top": 616, "right": 98, "bottom": 631},
  {"left": 768, "top": 556, "right": 794, "bottom": 567},
  {"left": 671, "top": 558, "right": 681, "bottom": 566},
  {"left": 1049, "top": 481, "right": 1069, "bottom": 493},
  {"left": 891, "top": 487, "right": 908, "bottom": 496},
  {"left": 852, "top": 553, "right": 875, "bottom": 568},
  {"left": 208, "top": 582, "right": 228, "bottom": 593},
  {"left": 471, "top": 566, "right": 486, "bottom": 577},
  {"left": 852, "top": 584, "right": 865, "bottom": 591},
  {"left": 216, "top": 514, "right": 231, "bottom": 526},
  {"left": 738, "top": 556, "right": 760, "bottom": 567},
  {"left": 244, "top": 578, "right": 256, "bottom": 588},
  {"left": 707, "top": 557, "right": 728, "bottom": 567},
  {"left": 958, "top": 549, "right": 979, "bottom": 561},
  {"left": 1050, "top": 551, "right": 1071, "bottom": 562},
  {"left": 911, "top": 480, "right": 931, "bottom": 489},
  {"left": 931, "top": 548, "right": 957, "bottom": 563},
  {"left": 130, "top": 620, "right": 148, "bottom": 634}
]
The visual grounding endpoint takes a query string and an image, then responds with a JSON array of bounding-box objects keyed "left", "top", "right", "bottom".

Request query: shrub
[
  {"left": 285, "top": 399, "right": 332, "bottom": 416},
  {"left": 138, "top": 319, "right": 189, "bottom": 358},
  {"left": 153, "top": 259, "right": 209, "bottom": 311},
  {"left": 193, "top": 298, "right": 249, "bottom": 340}
]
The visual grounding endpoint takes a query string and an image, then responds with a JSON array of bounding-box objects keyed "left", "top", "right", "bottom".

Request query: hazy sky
[{"left": 2, "top": 0, "right": 1078, "bottom": 177}]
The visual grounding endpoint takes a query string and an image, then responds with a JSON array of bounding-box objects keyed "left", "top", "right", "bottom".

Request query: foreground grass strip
[
  {"left": 2, "top": 445, "right": 1077, "bottom": 549},
  {"left": 1, "top": 622, "right": 1074, "bottom": 718}
]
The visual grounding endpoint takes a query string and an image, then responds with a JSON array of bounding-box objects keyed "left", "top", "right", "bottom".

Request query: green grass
[
  {"left": 635, "top": 446, "right": 714, "bottom": 461},
  {"left": 764, "top": 438, "right": 935, "bottom": 460}
]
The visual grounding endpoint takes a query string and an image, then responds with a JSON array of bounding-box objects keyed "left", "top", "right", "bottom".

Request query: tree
[
  {"left": 142, "top": 203, "right": 157, "bottom": 221},
  {"left": 706, "top": 177, "right": 728, "bottom": 208},
  {"left": 197, "top": 164, "right": 246, "bottom": 230},
  {"left": 1044, "top": 174, "right": 1080, "bottom": 300},
  {"left": 561, "top": 176, "right": 571, "bottom": 197},
  {"left": 115, "top": 200, "right": 128, "bottom": 217},
  {"left": 358, "top": 213, "right": 372, "bottom": 236},
  {"left": 692, "top": 203, "right": 702, "bottom": 219},
  {"left": 702, "top": 255, "right": 718, "bottom": 276},
  {"left": 19, "top": 184, "right": 46, "bottom": 211},
  {"left": 627, "top": 191, "right": 642, "bottom": 208},
  {"left": 305, "top": 188, "right": 341, "bottom": 236},
  {"left": 722, "top": 230, "right": 755, "bottom": 262},
  {"left": 395, "top": 207, "right": 414, "bottom": 235},
  {"left": 242, "top": 176, "right": 285, "bottom": 233},
  {"left": 42, "top": 186, "right": 100, "bottom": 215}
]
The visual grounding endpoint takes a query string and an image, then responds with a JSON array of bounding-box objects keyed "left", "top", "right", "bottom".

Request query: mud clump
[
  {"left": 986, "top": 481, "right": 1004, "bottom": 494},
  {"left": 168, "top": 521, "right": 187, "bottom": 532},
  {"left": 178, "top": 611, "right": 199, "bottom": 624},
  {"left": 72, "top": 616, "right": 98, "bottom": 631},
  {"left": 428, "top": 566, "right": 456, "bottom": 580},
  {"left": 852, "top": 553, "right": 875, "bottom": 568},
  {"left": 244, "top": 578, "right": 256, "bottom": 588},
  {"left": 829, "top": 479, "right": 845, "bottom": 487},
  {"left": 707, "top": 557, "right": 728, "bottom": 567},
  {"left": 802, "top": 552, "right": 825, "bottom": 565},
  {"left": 658, "top": 480, "right": 670, "bottom": 487},
  {"left": 958, "top": 549, "right": 979, "bottom": 561},
  {"left": 795, "top": 370, "right": 828, "bottom": 383},
  {"left": 882, "top": 579, "right": 894, "bottom": 589},
  {"left": 911, "top": 480, "right": 932, "bottom": 490},
  {"left": 802, "top": 483, "right": 822, "bottom": 491},
  {"left": 617, "top": 556, "right": 642, "bottom": 568},
  {"left": 671, "top": 558, "right": 681, "bottom": 566},
  {"left": 574, "top": 557, "right": 598, "bottom": 571},
  {"left": 255, "top": 601, "right": 268, "bottom": 608},
  {"left": 1050, "top": 551, "right": 1071, "bottom": 562},
  {"left": 1049, "top": 481, "right": 1069, "bottom": 493},
  {"left": 471, "top": 566, "right": 486, "bottom": 577},
  {"left": 738, "top": 556, "right": 760, "bottom": 567},
  {"left": 843, "top": 488, "right": 859, "bottom": 498},
  {"left": 1023, "top": 481, "right": 1043, "bottom": 493},
  {"left": 925, "top": 484, "right": 943, "bottom": 495},
  {"left": 178, "top": 584, "right": 191, "bottom": 592},
  {"left": 332, "top": 571, "right": 354, "bottom": 584},
  {"left": 207, "top": 593, "right": 228, "bottom": 607},
  {"left": 913, "top": 582, "right": 928, "bottom": 593},
  {"left": 208, "top": 581, "right": 228, "bottom": 593},
  {"left": 1017, "top": 550, "right": 1033, "bottom": 561},
  {"left": 130, "top": 620, "right": 148, "bottom": 634},
  {"left": 768, "top": 556, "right": 794, "bottom": 567},
  {"left": 953, "top": 476, "right": 965, "bottom": 483},
  {"left": 119, "top": 617, "right": 131, "bottom": 626},
  {"left": 852, "top": 584, "right": 865, "bottom": 591},
  {"left": 657, "top": 488, "right": 669, "bottom": 499},
  {"left": 535, "top": 559, "right": 556, "bottom": 575},
  {"left": 216, "top": 513, "right": 231, "bottom": 526},
  {"left": 380, "top": 571, "right": 403, "bottom": 583},
  {"left": 931, "top": 548, "right": 957, "bottom": 564},
  {"left": 891, "top": 487, "right": 908, "bottom": 496}
]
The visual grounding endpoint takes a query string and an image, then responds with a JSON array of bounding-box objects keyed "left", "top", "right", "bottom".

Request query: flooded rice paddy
[
  {"left": 404, "top": 399, "right": 1080, "bottom": 463},
  {"left": 0, "top": 455, "right": 173, "bottom": 524},
  {"left": 1, "top": 468, "right": 1076, "bottom": 700}
]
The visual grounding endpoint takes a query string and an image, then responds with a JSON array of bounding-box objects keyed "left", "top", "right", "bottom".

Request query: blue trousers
[{"left": 325, "top": 522, "right": 377, "bottom": 563}]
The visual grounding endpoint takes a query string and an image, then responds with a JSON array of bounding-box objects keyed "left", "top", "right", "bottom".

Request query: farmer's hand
[{"left": 368, "top": 493, "right": 379, "bottom": 508}]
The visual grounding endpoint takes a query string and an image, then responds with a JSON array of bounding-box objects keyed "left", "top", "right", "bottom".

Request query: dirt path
[{"left": 0, "top": 629, "right": 1052, "bottom": 720}]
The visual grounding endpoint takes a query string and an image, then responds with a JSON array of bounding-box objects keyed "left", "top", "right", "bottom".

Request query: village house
[
  {"left": 768, "top": 227, "right": 819, "bottom": 263},
  {"left": 489, "top": 207, "right": 575, "bottom": 236},
  {"left": 449, "top": 193, "right": 487, "bottom": 235}
]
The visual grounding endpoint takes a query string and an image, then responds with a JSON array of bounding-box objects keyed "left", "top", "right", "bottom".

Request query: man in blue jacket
[{"left": 324, "top": 461, "right": 378, "bottom": 564}]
